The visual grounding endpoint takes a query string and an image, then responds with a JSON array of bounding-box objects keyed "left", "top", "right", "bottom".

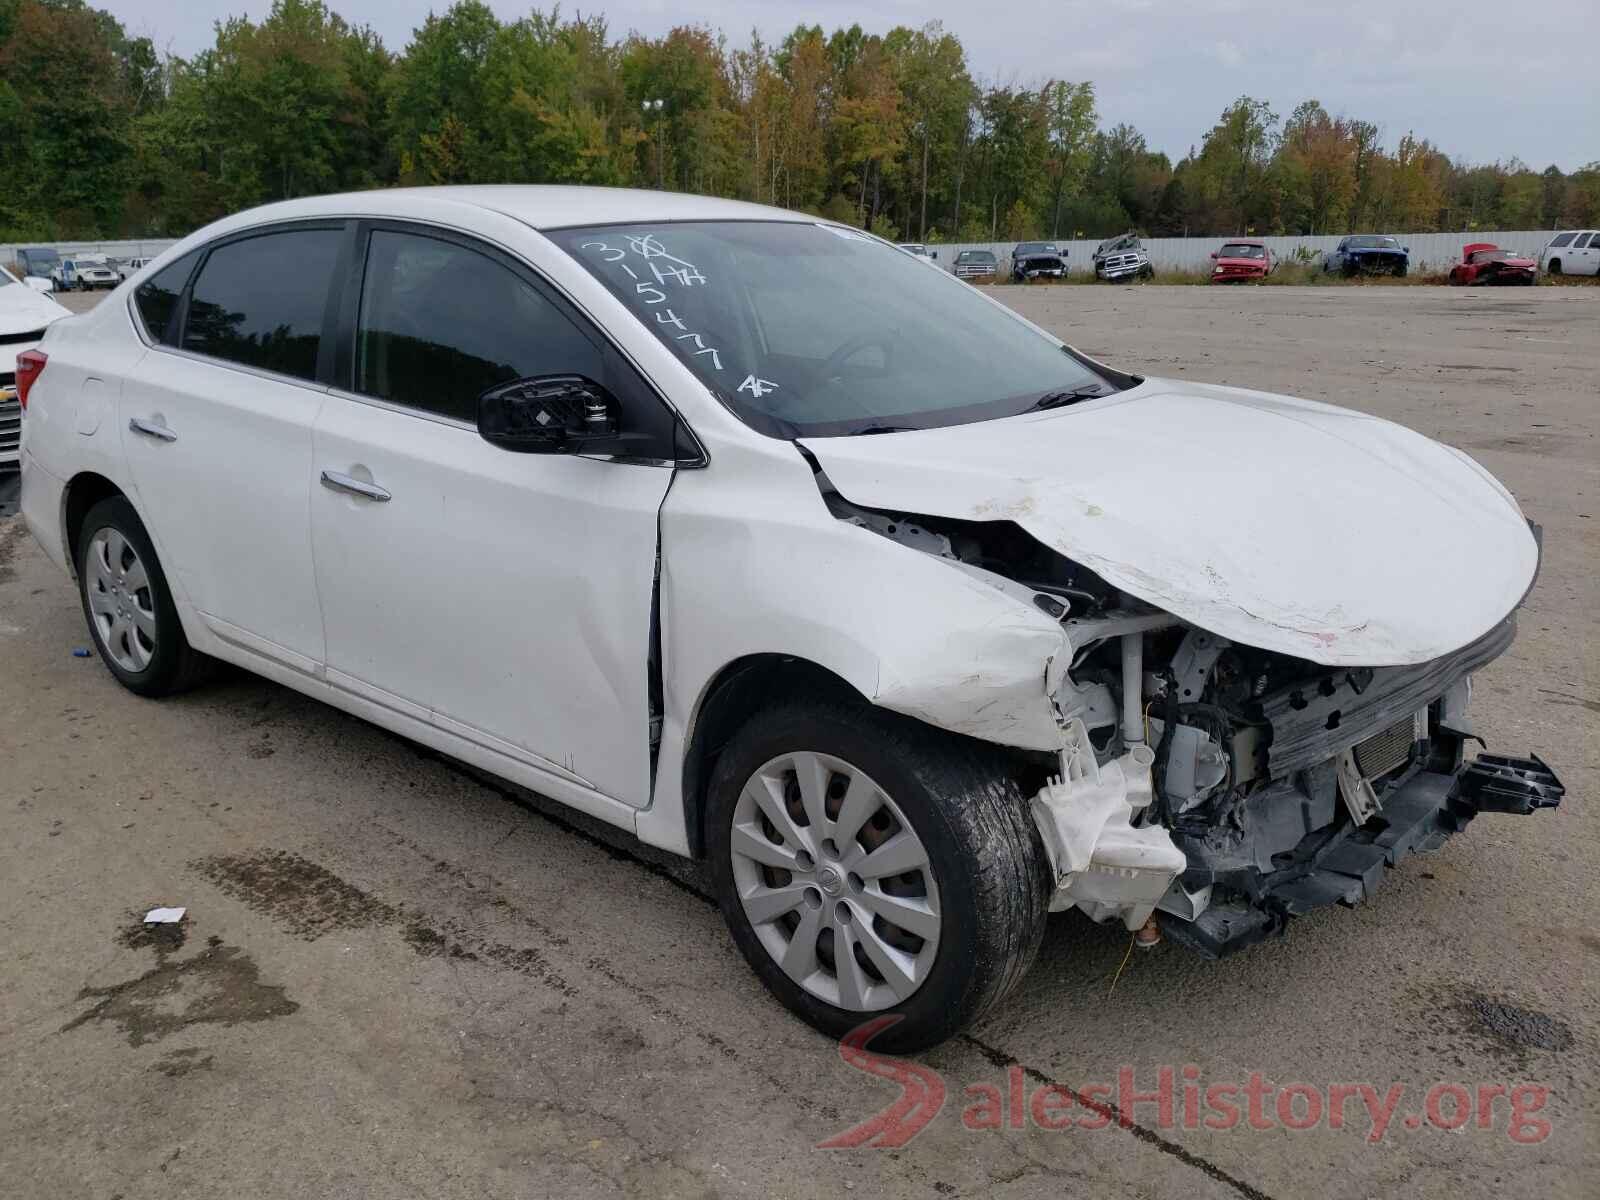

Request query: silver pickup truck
[{"left": 1093, "top": 233, "right": 1154, "bottom": 281}]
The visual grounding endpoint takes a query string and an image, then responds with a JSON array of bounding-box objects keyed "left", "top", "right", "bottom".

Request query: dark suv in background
[{"left": 1011, "top": 241, "right": 1068, "bottom": 281}]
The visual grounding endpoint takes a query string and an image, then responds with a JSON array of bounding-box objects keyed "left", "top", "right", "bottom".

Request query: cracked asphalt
[{"left": 2, "top": 284, "right": 1595, "bottom": 1198}]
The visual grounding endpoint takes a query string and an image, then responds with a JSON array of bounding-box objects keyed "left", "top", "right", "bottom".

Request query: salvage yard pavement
[{"left": 1, "top": 285, "right": 1595, "bottom": 1199}]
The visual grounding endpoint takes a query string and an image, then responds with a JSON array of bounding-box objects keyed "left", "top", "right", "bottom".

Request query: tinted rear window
[
  {"left": 133, "top": 251, "right": 200, "bottom": 345},
  {"left": 182, "top": 228, "right": 342, "bottom": 381}
]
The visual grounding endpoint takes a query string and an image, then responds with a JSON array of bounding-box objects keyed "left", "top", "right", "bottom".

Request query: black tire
[
  {"left": 707, "top": 699, "right": 1049, "bottom": 1052},
  {"left": 76, "top": 495, "right": 214, "bottom": 697},
  {"left": 1548, "top": 259, "right": 1562, "bottom": 275}
]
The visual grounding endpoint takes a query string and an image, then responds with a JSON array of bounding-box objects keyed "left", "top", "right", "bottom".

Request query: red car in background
[
  {"left": 1449, "top": 243, "right": 1537, "bottom": 286},
  {"left": 1209, "top": 239, "right": 1273, "bottom": 282}
]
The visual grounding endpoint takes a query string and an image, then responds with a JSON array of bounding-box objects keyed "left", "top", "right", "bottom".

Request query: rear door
[
  {"left": 120, "top": 223, "right": 347, "bottom": 671},
  {"left": 1576, "top": 232, "right": 1600, "bottom": 275},
  {"left": 309, "top": 222, "right": 680, "bottom": 806}
]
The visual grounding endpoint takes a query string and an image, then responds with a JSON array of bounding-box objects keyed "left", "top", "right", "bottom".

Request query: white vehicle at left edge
[{"left": 1, "top": 263, "right": 70, "bottom": 467}]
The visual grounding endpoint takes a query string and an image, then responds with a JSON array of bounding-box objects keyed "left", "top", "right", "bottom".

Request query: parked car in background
[
  {"left": 1011, "top": 241, "right": 1068, "bottom": 281},
  {"left": 50, "top": 256, "right": 121, "bottom": 292},
  {"left": 1324, "top": 235, "right": 1409, "bottom": 277},
  {"left": 1537, "top": 230, "right": 1600, "bottom": 276},
  {"left": 952, "top": 248, "right": 999, "bottom": 280},
  {"left": 15, "top": 187, "right": 1563, "bottom": 1050},
  {"left": 1448, "top": 243, "right": 1536, "bottom": 286},
  {"left": 15, "top": 247, "right": 61, "bottom": 287},
  {"left": 1208, "top": 239, "right": 1273, "bottom": 282},
  {"left": 1092, "top": 233, "right": 1153, "bottom": 281},
  {"left": 115, "top": 257, "right": 153, "bottom": 282},
  {"left": 0, "top": 262, "right": 71, "bottom": 467},
  {"left": 896, "top": 243, "right": 939, "bottom": 263}
]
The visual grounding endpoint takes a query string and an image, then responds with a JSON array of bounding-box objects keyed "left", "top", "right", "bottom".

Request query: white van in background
[{"left": 1538, "top": 230, "right": 1600, "bottom": 276}]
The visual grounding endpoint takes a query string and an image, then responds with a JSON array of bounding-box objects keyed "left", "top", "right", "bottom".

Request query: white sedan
[
  {"left": 15, "top": 187, "right": 1561, "bottom": 1048},
  {"left": 1, "top": 263, "right": 70, "bottom": 467}
]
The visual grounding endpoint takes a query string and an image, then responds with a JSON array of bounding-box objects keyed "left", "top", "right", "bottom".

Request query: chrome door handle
[
  {"left": 320, "top": 469, "right": 391, "bottom": 502},
  {"left": 128, "top": 417, "right": 177, "bottom": 442}
]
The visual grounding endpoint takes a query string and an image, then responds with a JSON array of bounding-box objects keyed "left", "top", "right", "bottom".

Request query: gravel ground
[{"left": 1, "top": 283, "right": 1594, "bottom": 1199}]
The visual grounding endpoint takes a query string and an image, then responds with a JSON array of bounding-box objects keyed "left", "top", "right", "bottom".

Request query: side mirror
[
  {"left": 1210, "top": 251, "right": 1218, "bottom": 259},
  {"left": 1403, "top": 246, "right": 1410, "bottom": 254},
  {"left": 478, "top": 374, "right": 620, "bottom": 454},
  {"left": 931, "top": 251, "right": 938, "bottom": 260},
  {"left": 25, "top": 276, "right": 53, "bottom": 294}
]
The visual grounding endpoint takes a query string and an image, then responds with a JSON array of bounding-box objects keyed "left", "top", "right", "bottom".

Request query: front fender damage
[{"left": 842, "top": 503, "right": 1190, "bottom": 932}]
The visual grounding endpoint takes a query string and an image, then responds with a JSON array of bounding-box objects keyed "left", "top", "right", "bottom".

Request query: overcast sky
[{"left": 98, "top": 0, "right": 1598, "bottom": 171}]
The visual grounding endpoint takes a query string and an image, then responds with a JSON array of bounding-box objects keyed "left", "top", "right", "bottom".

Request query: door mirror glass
[{"left": 478, "top": 374, "right": 619, "bottom": 453}]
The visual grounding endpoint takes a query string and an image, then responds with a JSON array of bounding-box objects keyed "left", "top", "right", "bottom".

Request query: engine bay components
[{"left": 1030, "top": 719, "right": 1186, "bottom": 930}]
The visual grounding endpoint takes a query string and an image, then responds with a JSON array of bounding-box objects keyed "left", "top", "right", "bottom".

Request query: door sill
[{"left": 324, "top": 666, "right": 599, "bottom": 791}]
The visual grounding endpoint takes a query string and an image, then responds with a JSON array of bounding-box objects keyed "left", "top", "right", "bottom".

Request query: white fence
[
  {"left": 1, "top": 238, "right": 181, "bottom": 267},
  {"left": 4, "top": 228, "right": 1569, "bottom": 277},
  {"left": 928, "top": 230, "right": 1564, "bottom": 274}
]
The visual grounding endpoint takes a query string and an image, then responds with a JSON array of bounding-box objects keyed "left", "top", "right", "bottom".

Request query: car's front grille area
[
  {"left": 0, "top": 328, "right": 46, "bottom": 346},
  {"left": 0, "top": 396, "right": 21, "bottom": 457},
  {"left": 1353, "top": 714, "right": 1419, "bottom": 780},
  {"left": 1101, "top": 253, "right": 1142, "bottom": 272}
]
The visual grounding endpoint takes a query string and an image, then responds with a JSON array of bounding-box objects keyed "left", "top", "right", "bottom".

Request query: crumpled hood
[
  {"left": 801, "top": 379, "right": 1539, "bottom": 666},
  {"left": 1216, "top": 256, "right": 1267, "bottom": 269},
  {"left": 0, "top": 283, "right": 70, "bottom": 336}
]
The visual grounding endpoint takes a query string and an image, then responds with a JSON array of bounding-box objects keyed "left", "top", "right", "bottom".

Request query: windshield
[
  {"left": 1017, "top": 242, "right": 1056, "bottom": 254},
  {"left": 957, "top": 250, "right": 994, "bottom": 263},
  {"left": 1220, "top": 243, "right": 1265, "bottom": 258},
  {"left": 1348, "top": 236, "right": 1400, "bottom": 249},
  {"left": 549, "top": 221, "right": 1114, "bottom": 438},
  {"left": 0, "top": 266, "right": 15, "bottom": 287}
]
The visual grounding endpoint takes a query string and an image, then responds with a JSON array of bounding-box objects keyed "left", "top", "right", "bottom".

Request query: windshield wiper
[
  {"left": 847, "top": 424, "right": 916, "bottom": 435},
  {"left": 1028, "top": 384, "right": 1112, "bottom": 411}
]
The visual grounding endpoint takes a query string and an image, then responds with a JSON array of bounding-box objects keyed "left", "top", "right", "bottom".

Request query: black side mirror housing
[{"left": 478, "top": 374, "right": 623, "bottom": 454}]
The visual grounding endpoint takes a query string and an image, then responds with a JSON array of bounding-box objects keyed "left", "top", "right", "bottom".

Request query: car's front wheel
[
  {"left": 77, "top": 496, "right": 213, "bottom": 696},
  {"left": 708, "top": 700, "right": 1049, "bottom": 1051}
]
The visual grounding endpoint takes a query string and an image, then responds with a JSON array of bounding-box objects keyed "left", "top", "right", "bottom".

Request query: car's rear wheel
[
  {"left": 708, "top": 699, "right": 1049, "bottom": 1051},
  {"left": 77, "top": 496, "right": 213, "bottom": 697}
]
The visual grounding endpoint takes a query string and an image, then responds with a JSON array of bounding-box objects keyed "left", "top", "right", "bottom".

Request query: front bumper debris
[
  {"left": 1158, "top": 752, "right": 1565, "bottom": 958},
  {"left": 1453, "top": 752, "right": 1564, "bottom": 815}
]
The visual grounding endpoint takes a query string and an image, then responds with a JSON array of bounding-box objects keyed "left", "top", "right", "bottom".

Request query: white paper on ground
[{"left": 143, "top": 906, "right": 186, "bottom": 924}]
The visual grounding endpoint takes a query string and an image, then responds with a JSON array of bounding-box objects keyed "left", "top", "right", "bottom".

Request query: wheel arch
[
  {"left": 678, "top": 654, "right": 868, "bottom": 859},
  {"left": 61, "top": 471, "right": 127, "bottom": 577}
]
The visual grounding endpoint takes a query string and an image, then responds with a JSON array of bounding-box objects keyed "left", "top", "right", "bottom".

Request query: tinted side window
[
  {"left": 183, "top": 228, "right": 342, "bottom": 381},
  {"left": 133, "top": 251, "right": 200, "bottom": 345},
  {"left": 354, "top": 230, "right": 602, "bottom": 423},
  {"left": 1574, "top": 233, "right": 1594, "bottom": 249},
  {"left": 1548, "top": 232, "right": 1574, "bottom": 248}
]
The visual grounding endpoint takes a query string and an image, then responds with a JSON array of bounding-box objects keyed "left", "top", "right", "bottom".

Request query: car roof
[{"left": 185, "top": 185, "right": 804, "bottom": 236}]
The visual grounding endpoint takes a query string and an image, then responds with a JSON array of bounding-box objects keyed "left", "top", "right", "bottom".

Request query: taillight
[{"left": 14, "top": 349, "right": 46, "bottom": 410}]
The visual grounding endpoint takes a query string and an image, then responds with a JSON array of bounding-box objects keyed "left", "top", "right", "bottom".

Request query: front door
[{"left": 309, "top": 225, "right": 677, "bottom": 806}]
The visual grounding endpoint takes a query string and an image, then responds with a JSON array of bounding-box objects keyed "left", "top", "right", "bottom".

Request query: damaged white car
[{"left": 17, "top": 188, "right": 1562, "bottom": 1050}]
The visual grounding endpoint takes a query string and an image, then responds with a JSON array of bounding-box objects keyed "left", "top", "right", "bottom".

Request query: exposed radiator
[{"left": 1353, "top": 711, "right": 1424, "bottom": 780}]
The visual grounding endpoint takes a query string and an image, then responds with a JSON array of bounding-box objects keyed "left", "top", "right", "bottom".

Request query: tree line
[{"left": 2, "top": 0, "right": 1596, "bottom": 243}]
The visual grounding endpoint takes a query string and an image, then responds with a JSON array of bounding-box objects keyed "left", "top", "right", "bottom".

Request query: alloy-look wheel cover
[
  {"left": 86, "top": 528, "right": 157, "bottom": 673},
  {"left": 730, "top": 751, "right": 942, "bottom": 1012}
]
